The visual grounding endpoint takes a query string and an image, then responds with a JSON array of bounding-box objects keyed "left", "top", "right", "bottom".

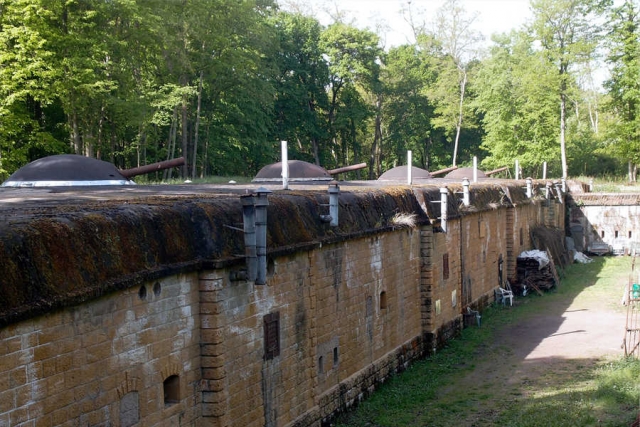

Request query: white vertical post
[
  {"left": 543, "top": 162, "right": 547, "bottom": 180},
  {"left": 281, "top": 140, "right": 289, "bottom": 190},
  {"left": 473, "top": 156, "right": 478, "bottom": 183},
  {"left": 526, "top": 177, "right": 533, "bottom": 198},
  {"left": 407, "top": 150, "right": 413, "bottom": 185},
  {"left": 440, "top": 187, "right": 448, "bottom": 233},
  {"left": 328, "top": 181, "right": 340, "bottom": 227},
  {"left": 462, "top": 178, "right": 470, "bottom": 206},
  {"left": 515, "top": 159, "right": 520, "bottom": 180}
]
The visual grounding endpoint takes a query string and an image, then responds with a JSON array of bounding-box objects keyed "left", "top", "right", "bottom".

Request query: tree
[
  {"left": 382, "top": 44, "right": 442, "bottom": 172},
  {"left": 604, "top": 0, "right": 640, "bottom": 181},
  {"left": 271, "top": 12, "right": 329, "bottom": 165},
  {"left": 428, "top": 0, "right": 483, "bottom": 167},
  {"left": 531, "top": 0, "right": 605, "bottom": 179},
  {"left": 474, "top": 31, "right": 560, "bottom": 176},
  {"left": 319, "top": 23, "right": 381, "bottom": 170}
]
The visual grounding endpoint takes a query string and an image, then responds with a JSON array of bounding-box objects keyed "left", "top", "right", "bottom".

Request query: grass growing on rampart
[{"left": 335, "top": 256, "right": 640, "bottom": 427}]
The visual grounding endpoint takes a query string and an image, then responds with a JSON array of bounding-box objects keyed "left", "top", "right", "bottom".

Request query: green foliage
[
  {"left": 604, "top": 0, "right": 640, "bottom": 176},
  {"left": 0, "top": 0, "right": 635, "bottom": 181},
  {"left": 474, "top": 31, "right": 561, "bottom": 176}
]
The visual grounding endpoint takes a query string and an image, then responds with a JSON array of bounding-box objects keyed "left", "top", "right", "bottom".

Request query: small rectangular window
[
  {"left": 264, "top": 312, "right": 280, "bottom": 360},
  {"left": 443, "top": 253, "right": 450, "bottom": 280},
  {"left": 615, "top": 230, "right": 619, "bottom": 238},
  {"left": 601, "top": 231, "right": 605, "bottom": 238},
  {"left": 630, "top": 231, "right": 633, "bottom": 239}
]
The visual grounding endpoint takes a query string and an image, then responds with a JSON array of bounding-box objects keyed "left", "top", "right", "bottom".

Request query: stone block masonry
[
  {"left": 0, "top": 274, "right": 202, "bottom": 426},
  {"left": 0, "top": 180, "right": 566, "bottom": 426}
]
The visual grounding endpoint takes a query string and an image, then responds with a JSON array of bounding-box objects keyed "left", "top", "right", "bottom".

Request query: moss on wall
[
  {"left": 0, "top": 182, "right": 539, "bottom": 327},
  {"left": 0, "top": 188, "right": 429, "bottom": 326}
]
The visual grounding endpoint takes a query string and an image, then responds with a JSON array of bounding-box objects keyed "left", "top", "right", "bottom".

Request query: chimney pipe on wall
[
  {"left": 526, "top": 177, "right": 533, "bottom": 198},
  {"left": 554, "top": 181, "right": 563, "bottom": 203},
  {"left": 255, "top": 187, "right": 272, "bottom": 285},
  {"left": 241, "top": 195, "right": 257, "bottom": 282},
  {"left": 462, "top": 178, "right": 470, "bottom": 206},
  {"left": 440, "top": 187, "right": 448, "bottom": 233},
  {"left": 473, "top": 156, "right": 478, "bottom": 183},
  {"left": 328, "top": 181, "right": 340, "bottom": 227},
  {"left": 281, "top": 141, "right": 289, "bottom": 190},
  {"left": 407, "top": 151, "right": 413, "bottom": 185}
]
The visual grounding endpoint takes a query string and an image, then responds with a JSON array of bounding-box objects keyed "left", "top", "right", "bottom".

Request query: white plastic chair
[{"left": 497, "top": 287, "right": 514, "bottom": 306}]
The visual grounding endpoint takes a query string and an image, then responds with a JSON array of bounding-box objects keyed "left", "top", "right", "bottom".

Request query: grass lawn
[{"left": 334, "top": 256, "right": 640, "bottom": 427}]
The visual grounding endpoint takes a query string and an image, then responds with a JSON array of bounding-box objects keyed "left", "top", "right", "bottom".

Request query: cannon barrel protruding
[
  {"left": 485, "top": 166, "right": 509, "bottom": 176},
  {"left": 119, "top": 157, "right": 186, "bottom": 178},
  {"left": 326, "top": 163, "right": 367, "bottom": 175},
  {"left": 430, "top": 165, "right": 458, "bottom": 177}
]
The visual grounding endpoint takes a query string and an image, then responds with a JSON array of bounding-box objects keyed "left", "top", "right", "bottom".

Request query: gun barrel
[
  {"left": 326, "top": 163, "right": 367, "bottom": 175},
  {"left": 430, "top": 166, "right": 458, "bottom": 177},
  {"left": 120, "top": 157, "right": 186, "bottom": 178}
]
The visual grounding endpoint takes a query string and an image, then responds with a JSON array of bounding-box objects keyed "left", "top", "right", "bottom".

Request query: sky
[{"left": 282, "top": 0, "right": 533, "bottom": 49}]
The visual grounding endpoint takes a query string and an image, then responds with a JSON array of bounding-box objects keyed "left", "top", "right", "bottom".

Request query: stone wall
[
  {"left": 0, "top": 181, "right": 567, "bottom": 427},
  {"left": 0, "top": 274, "right": 202, "bottom": 426},
  {"left": 569, "top": 194, "right": 640, "bottom": 255},
  {"left": 198, "top": 229, "right": 424, "bottom": 427}
]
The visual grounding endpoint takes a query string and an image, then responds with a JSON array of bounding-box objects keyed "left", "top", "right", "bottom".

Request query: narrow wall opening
[{"left": 163, "top": 375, "right": 180, "bottom": 406}]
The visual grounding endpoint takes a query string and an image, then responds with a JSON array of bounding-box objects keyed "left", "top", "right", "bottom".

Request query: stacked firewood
[{"left": 516, "top": 257, "right": 557, "bottom": 294}]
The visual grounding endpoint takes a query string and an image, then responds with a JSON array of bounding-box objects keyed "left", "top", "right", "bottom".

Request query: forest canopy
[{"left": 0, "top": 0, "right": 636, "bottom": 182}]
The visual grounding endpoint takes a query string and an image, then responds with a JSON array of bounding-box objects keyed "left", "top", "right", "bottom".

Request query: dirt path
[{"left": 438, "top": 258, "right": 631, "bottom": 426}]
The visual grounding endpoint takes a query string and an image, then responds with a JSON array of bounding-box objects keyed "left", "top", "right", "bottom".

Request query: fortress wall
[{"left": 0, "top": 182, "right": 566, "bottom": 426}]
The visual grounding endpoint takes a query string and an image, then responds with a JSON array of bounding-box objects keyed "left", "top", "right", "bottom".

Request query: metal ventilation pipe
[
  {"left": 526, "top": 177, "right": 533, "bottom": 198},
  {"left": 241, "top": 194, "right": 257, "bottom": 282},
  {"left": 462, "top": 178, "right": 470, "bottom": 206},
  {"left": 407, "top": 150, "right": 413, "bottom": 185},
  {"left": 255, "top": 187, "right": 272, "bottom": 285},
  {"left": 281, "top": 141, "right": 289, "bottom": 190},
  {"left": 440, "top": 187, "right": 448, "bottom": 233},
  {"left": 545, "top": 182, "right": 552, "bottom": 199},
  {"left": 562, "top": 178, "right": 566, "bottom": 193},
  {"left": 473, "top": 156, "right": 478, "bottom": 183},
  {"left": 328, "top": 181, "right": 340, "bottom": 227},
  {"left": 554, "top": 181, "right": 563, "bottom": 203}
]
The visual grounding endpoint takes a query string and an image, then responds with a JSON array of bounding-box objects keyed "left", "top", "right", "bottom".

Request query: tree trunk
[
  {"left": 452, "top": 70, "right": 467, "bottom": 167},
  {"left": 201, "top": 122, "right": 210, "bottom": 178},
  {"left": 560, "top": 92, "right": 568, "bottom": 179},
  {"left": 163, "top": 107, "right": 178, "bottom": 181},
  {"left": 181, "top": 96, "right": 189, "bottom": 179},
  {"left": 369, "top": 94, "right": 383, "bottom": 179},
  {"left": 70, "top": 111, "right": 82, "bottom": 155},
  {"left": 192, "top": 71, "right": 203, "bottom": 180},
  {"left": 311, "top": 137, "right": 320, "bottom": 166}
]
